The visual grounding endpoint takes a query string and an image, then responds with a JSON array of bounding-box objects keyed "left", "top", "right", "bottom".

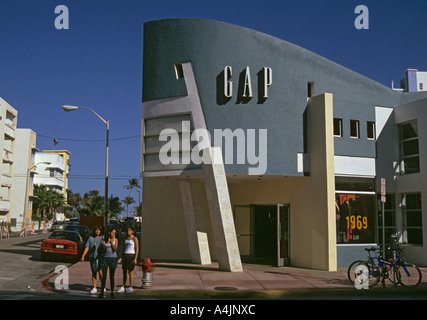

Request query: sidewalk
[{"left": 31, "top": 260, "right": 427, "bottom": 299}]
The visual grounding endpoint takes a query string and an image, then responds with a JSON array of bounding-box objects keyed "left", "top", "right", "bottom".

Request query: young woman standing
[
  {"left": 99, "top": 228, "right": 118, "bottom": 299},
  {"left": 81, "top": 225, "right": 103, "bottom": 295},
  {"left": 117, "top": 226, "right": 139, "bottom": 293}
]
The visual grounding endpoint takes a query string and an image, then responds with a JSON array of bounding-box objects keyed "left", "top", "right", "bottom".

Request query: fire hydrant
[{"left": 139, "top": 257, "right": 155, "bottom": 289}]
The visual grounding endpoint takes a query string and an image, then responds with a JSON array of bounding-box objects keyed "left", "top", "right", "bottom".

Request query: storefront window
[
  {"left": 377, "top": 194, "right": 396, "bottom": 245},
  {"left": 399, "top": 121, "right": 420, "bottom": 174},
  {"left": 336, "top": 193, "right": 376, "bottom": 244},
  {"left": 402, "top": 193, "right": 423, "bottom": 245}
]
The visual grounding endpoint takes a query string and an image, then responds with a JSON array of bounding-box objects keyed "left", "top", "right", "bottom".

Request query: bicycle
[
  {"left": 347, "top": 246, "right": 381, "bottom": 287},
  {"left": 348, "top": 245, "right": 422, "bottom": 288},
  {"left": 376, "top": 247, "right": 422, "bottom": 288}
]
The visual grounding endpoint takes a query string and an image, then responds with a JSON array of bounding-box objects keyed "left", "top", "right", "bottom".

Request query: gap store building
[{"left": 140, "top": 19, "right": 427, "bottom": 271}]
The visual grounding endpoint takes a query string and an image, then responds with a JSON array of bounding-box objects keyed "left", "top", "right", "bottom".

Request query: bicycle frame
[
  {"left": 375, "top": 252, "right": 412, "bottom": 285},
  {"left": 350, "top": 238, "right": 421, "bottom": 288}
]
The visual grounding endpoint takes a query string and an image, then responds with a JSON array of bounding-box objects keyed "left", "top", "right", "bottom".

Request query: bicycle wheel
[
  {"left": 347, "top": 261, "right": 380, "bottom": 287},
  {"left": 347, "top": 260, "right": 365, "bottom": 283},
  {"left": 397, "top": 263, "right": 422, "bottom": 288},
  {"left": 385, "top": 265, "right": 399, "bottom": 285},
  {"left": 367, "top": 264, "right": 381, "bottom": 287}
]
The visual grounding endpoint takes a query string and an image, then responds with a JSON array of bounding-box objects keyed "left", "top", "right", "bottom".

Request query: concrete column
[
  {"left": 179, "top": 180, "right": 211, "bottom": 265},
  {"left": 203, "top": 147, "right": 243, "bottom": 272},
  {"left": 306, "top": 93, "right": 337, "bottom": 271}
]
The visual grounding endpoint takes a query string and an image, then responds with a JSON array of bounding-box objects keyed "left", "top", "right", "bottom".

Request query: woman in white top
[
  {"left": 99, "top": 228, "right": 118, "bottom": 299},
  {"left": 117, "top": 226, "right": 139, "bottom": 294}
]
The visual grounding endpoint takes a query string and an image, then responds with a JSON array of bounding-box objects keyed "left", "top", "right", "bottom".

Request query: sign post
[{"left": 381, "top": 178, "right": 386, "bottom": 257}]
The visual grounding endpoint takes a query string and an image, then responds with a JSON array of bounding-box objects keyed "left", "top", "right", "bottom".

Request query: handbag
[{"left": 97, "top": 242, "right": 107, "bottom": 258}]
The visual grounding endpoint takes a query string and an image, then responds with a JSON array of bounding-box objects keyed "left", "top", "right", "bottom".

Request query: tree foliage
[
  {"left": 34, "top": 178, "right": 142, "bottom": 220},
  {"left": 33, "top": 184, "right": 65, "bottom": 220}
]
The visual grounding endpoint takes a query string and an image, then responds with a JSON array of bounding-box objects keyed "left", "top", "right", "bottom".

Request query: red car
[{"left": 41, "top": 230, "right": 85, "bottom": 261}]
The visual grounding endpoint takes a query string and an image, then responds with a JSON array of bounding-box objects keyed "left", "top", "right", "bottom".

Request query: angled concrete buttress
[{"left": 142, "top": 62, "right": 243, "bottom": 272}]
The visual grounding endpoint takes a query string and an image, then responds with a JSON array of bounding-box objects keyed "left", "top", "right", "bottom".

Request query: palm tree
[
  {"left": 133, "top": 202, "right": 142, "bottom": 218},
  {"left": 123, "top": 178, "right": 141, "bottom": 203},
  {"left": 80, "top": 190, "right": 104, "bottom": 216},
  {"left": 33, "top": 184, "right": 49, "bottom": 221},
  {"left": 108, "top": 195, "right": 123, "bottom": 218},
  {"left": 121, "top": 196, "right": 135, "bottom": 216},
  {"left": 48, "top": 191, "right": 65, "bottom": 219},
  {"left": 32, "top": 185, "right": 64, "bottom": 221},
  {"left": 67, "top": 190, "right": 82, "bottom": 210}
]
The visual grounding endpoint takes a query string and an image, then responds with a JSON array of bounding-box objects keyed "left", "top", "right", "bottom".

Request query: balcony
[
  {"left": 1, "top": 174, "right": 12, "bottom": 187},
  {"left": 3, "top": 140, "right": 12, "bottom": 153},
  {"left": 0, "top": 199, "right": 10, "bottom": 212},
  {"left": 4, "top": 120, "right": 15, "bottom": 140},
  {"left": 3, "top": 149, "right": 13, "bottom": 163}
]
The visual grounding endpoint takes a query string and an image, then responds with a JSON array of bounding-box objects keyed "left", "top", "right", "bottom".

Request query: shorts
[
  {"left": 101, "top": 257, "right": 118, "bottom": 269},
  {"left": 90, "top": 258, "right": 101, "bottom": 275},
  {"left": 122, "top": 253, "right": 136, "bottom": 271}
]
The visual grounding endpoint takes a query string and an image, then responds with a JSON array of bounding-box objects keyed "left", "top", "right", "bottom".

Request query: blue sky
[{"left": 0, "top": 0, "right": 426, "bottom": 207}]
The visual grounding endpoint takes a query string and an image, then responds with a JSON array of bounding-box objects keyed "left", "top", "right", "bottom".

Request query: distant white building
[
  {"left": 0, "top": 97, "right": 17, "bottom": 226},
  {"left": 10, "top": 129, "right": 37, "bottom": 231},
  {"left": 400, "top": 69, "right": 427, "bottom": 92},
  {"left": 33, "top": 150, "right": 71, "bottom": 221}
]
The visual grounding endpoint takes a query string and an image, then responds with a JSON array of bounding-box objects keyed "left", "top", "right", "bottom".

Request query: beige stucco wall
[
  {"left": 141, "top": 178, "right": 192, "bottom": 261},
  {"left": 141, "top": 93, "right": 337, "bottom": 271}
]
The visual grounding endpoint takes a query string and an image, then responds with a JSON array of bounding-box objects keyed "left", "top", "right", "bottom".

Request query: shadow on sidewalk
[{"left": 154, "top": 262, "right": 221, "bottom": 272}]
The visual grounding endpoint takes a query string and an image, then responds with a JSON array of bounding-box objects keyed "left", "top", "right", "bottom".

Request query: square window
[{"left": 350, "top": 120, "right": 360, "bottom": 138}]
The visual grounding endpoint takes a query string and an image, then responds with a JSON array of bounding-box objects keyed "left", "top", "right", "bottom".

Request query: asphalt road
[{"left": 0, "top": 232, "right": 74, "bottom": 299}]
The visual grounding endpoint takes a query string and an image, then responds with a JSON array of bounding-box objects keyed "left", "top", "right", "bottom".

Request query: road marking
[{"left": 0, "top": 277, "right": 15, "bottom": 281}]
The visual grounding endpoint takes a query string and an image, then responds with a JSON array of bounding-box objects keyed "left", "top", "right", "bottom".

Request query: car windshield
[
  {"left": 49, "top": 231, "right": 79, "bottom": 242},
  {"left": 64, "top": 226, "right": 86, "bottom": 235},
  {"left": 64, "top": 226, "right": 80, "bottom": 231}
]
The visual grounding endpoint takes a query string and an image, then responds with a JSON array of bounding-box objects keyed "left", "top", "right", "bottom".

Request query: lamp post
[
  {"left": 25, "top": 161, "right": 51, "bottom": 234},
  {"left": 62, "top": 105, "right": 109, "bottom": 231}
]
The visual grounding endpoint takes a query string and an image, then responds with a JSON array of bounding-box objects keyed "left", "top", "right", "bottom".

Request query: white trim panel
[{"left": 334, "top": 156, "right": 376, "bottom": 177}]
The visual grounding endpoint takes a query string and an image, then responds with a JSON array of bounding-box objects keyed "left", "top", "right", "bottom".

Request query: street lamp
[
  {"left": 24, "top": 161, "right": 51, "bottom": 235},
  {"left": 61, "top": 105, "right": 110, "bottom": 231}
]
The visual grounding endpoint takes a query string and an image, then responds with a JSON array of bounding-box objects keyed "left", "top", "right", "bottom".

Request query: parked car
[
  {"left": 50, "top": 220, "right": 67, "bottom": 231},
  {"left": 41, "top": 230, "right": 85, "bottom": 261},
  {"left": 64, "top": 225, "right": 92, "bottom": 241},
  {"left": 68, "top": 218, "right": 80, "bottom": 225}
]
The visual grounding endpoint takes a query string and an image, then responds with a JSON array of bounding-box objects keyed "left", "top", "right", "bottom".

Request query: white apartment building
[
  {"left": 33, "top": 151, "right": 70, "bottom": 221},
  {"left": 0, "top": 97, "right": 17, "bottom": 225},
  {"left": 10, "top": 129, "right": 37, "bottom": 231}
]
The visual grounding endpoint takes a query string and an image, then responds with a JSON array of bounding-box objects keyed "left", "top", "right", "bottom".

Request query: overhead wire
[{"left": 37, "top": 133, "right": 140, "bottom": 142}]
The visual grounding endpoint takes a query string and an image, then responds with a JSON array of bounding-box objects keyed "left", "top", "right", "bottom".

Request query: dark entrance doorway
[
  {"left": 234, "top": 204, "right": 290, "bottom": 266},
  {"left": 254, "top": 205, "right": 277, "bottom": 263}
]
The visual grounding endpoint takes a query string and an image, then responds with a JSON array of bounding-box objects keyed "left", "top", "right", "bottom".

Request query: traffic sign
[{"left": 381, "top": 178, "right": 386, "bottom": 203}]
